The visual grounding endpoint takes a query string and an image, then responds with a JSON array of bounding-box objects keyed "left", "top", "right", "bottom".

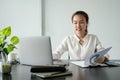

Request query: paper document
[
  {"left": 71, "top": 47, "right": 112, "bottom": 67},
  {"left": 71, "top": 61, "right": 107, "bottom": 67}
]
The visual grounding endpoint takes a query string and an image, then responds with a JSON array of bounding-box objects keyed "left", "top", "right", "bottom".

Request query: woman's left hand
[{"left": 95, "top": 56, "right": 106, "bottom": 63}]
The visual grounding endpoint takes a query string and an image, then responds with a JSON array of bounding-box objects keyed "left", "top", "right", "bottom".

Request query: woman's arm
[
  {"left": 95, "top": 35, "right": 109, "bottom": 63},
  {"left": 53, "top": 36, "right": 69, "bottom": 59}
]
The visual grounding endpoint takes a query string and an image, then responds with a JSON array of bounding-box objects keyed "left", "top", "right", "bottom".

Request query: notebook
[
  {"left": 18, "top": 36, "right": 53, "bottom": 66},
  {"left": 31, "top": 71, "right": 72, "bottom": 78}
]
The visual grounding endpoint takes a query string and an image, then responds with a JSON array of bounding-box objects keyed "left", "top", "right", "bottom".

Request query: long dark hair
[{"left": 71, "top": 11, "right": 89, "bottom": 33}]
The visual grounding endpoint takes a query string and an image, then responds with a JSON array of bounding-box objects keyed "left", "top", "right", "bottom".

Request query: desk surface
[{"left": 1, "top": 60, "right": 120, "bottom": 80}]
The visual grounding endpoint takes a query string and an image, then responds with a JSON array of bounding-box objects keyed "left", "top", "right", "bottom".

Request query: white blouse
[{"left": 53, "top": 34, "right": 109, "bottom": 60}]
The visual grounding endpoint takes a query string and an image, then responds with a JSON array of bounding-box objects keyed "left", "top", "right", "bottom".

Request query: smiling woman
[
  {"left": 44, "top": 0, "right": 120, "bottom": 60},
  {"left": 53, "top": 11, "right": 109, "bottom": 64}
]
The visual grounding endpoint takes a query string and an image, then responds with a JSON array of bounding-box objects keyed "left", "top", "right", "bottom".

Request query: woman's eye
[
  {"left": 73, "top": 22, "right": 77, "bottom": 24},
  {"left": 80, "top": 22, "right": 84, "bottom": 24}
]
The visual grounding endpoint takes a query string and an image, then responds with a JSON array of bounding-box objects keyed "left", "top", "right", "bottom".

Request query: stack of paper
[{"left": 71, "top": 61, "right": 107, "bottom": 67}]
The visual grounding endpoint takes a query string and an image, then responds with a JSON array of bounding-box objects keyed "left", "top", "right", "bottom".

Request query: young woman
[{"left": 53, "top": 11, "right": 109, "bottom": 63}]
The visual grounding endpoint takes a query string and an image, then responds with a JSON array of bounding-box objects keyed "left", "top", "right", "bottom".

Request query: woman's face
[{"left": 72, "top": 14, "right": 88, "bottom": 37}]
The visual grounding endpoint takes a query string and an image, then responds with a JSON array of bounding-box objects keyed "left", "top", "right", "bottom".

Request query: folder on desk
[
  {"left": 31, "top": 71, "right": 72, "bottom": 78},
  {"left": 30, "top": 65, "right": 66, "bottom": 73}
]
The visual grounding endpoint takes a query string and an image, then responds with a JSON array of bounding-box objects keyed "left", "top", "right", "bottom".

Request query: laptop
[{"left": 18, "top": 36, "right": 53, "bottom": 66}]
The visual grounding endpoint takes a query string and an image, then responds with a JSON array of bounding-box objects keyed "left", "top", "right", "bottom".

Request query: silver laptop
[{"left": 18, "top": 36, "right": 53, "bottom": 66}]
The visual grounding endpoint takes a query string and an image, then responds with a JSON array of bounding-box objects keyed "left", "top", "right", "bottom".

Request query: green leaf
[
  {"left": 0, "top": 30, "right": 3, "bottom": 36},
  {"left": 3, "top": 48, "right": 9, "bottom": 55},
  {"left": 11, "top": 36, "right": 19, "bottom": 45},
  {"left": 0, "top": 26, "right": 19, "bottom": 55},
  {"left": 6, "top": 44, "right": 15, "bottom": 53},
  {"left": 1, "top": 26, "right": 11, "bottom": 37},
  {"left": 0, "top": 37, "right": 4, "bottom": 44}
]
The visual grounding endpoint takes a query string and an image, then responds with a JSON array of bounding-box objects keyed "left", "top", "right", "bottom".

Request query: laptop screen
[{"left": 18, "top": 36, "right": 53, "bottom": 66}]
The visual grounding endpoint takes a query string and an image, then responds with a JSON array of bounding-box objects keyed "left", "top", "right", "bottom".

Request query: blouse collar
[{"left": 74, "top": 34, "right": 88, "bottom": 42}]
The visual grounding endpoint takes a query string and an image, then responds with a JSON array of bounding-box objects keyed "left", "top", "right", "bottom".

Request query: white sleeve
[
  {"left": 95, "top": 35, "right": 110, "bottom": 58},
  {"left": 53, "top": 36, "right": 69, "bottom": 59}
]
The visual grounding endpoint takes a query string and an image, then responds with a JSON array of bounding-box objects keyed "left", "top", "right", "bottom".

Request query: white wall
[
  {"left": 0, "top": 0, "right": 42, "bottom": 54},
  {"left": 43, "top": 0, "right": 120, "bottom": 60},
  {"left": 0, "top": 0, "right": 120, "bottom": 60},
  {"left": 0, "top": 0, "right": 42, "bottom": 37}
]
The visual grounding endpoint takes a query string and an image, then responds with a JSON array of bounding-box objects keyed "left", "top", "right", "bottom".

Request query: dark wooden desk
[{"left": 1, "top": 60, "right": 120, "bottom": 80}]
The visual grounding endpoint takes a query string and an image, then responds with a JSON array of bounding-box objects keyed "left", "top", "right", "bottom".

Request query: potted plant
[{"left": 0, "top": 26, "right": 19, "bottom": 73}]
